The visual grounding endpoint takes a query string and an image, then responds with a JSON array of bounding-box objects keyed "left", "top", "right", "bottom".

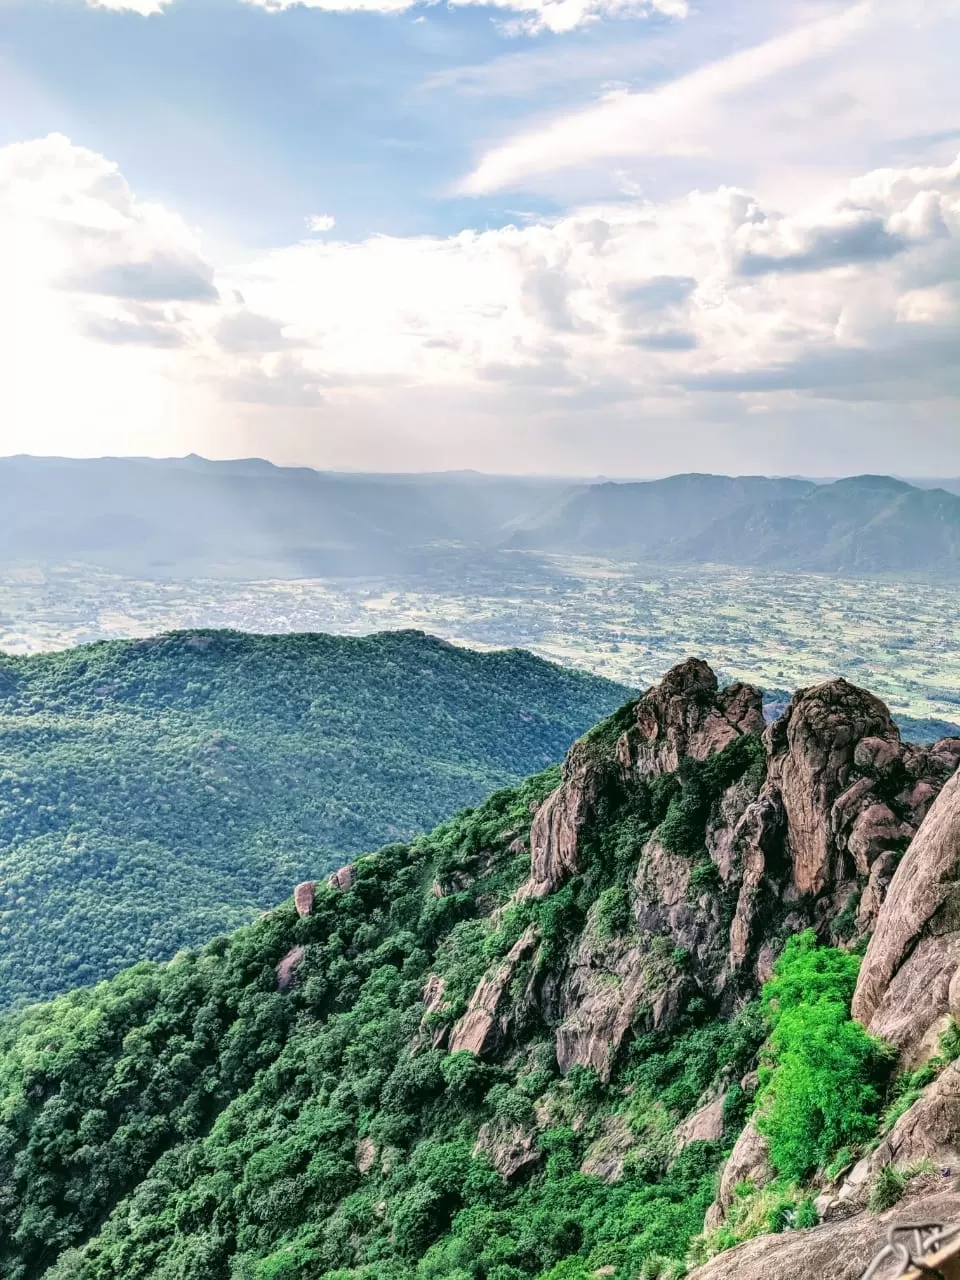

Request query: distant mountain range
[{"left": 2, "top": 454, "right": 959, "bottom": 579}]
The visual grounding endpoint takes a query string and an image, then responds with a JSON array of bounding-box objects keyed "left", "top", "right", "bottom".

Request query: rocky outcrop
[
  {"left": 853, "top": 768, "right": 960, "bottom": 1047},
  {"left": 864, "top": 933, "right": 959, "bottom": 1061},
  {"left": 704, "top": 1118, "right": 773, "bottom": 1230},
  {"left": 520, "top": 742, "right": 600, "bottom": 901},
  {"left": 764, "top": 679, "right": 899, "bottom": 897},
  {"left": 520, "top": 661, "right": 765, "bottom": 903},
  {"left": 473, "top": 1118, "right": 541, "bottom": 1178},
  {"left": 546, "top": 925, "right": 685, "bottom": 1080},
  {"left": 327, "top": 864, "right": 355, "bottom": 892},
  {"left": 355, "top": 1137, "right": 377, "bottom": 1174},
  {"left": 448, "top": 926, "right": 539, "bottom": 1056},
  {"left": 294, "top": 881, "right": 316, "bottom": 916},
  {"left": 872, "top": 1060, "right": 960, "bottom": 1170},
  {"left": 276, "top": 945, "right": 306, "bottom": 991},
  {"left": 723, "top": 788, "right": 783, "bottom": 981},
  {"left": 690, "top": 1186, "right": 960, "bottom": 1280},
  {"left": 580, "top": 1113, "right": 636, "bottom": 1182},
  {"left": 675, "top": 1094, "right": 727, "bottom": 1151},
  {"left": 616, "top": 659, "right": 764, "bottom": 778},
  {"left": 415, "top": 974, "right": 452, "bottom": 1050}
]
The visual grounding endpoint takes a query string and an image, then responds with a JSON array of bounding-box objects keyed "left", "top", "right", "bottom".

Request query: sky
[{"left": 0, "top": 0, "right": 958, "bottom": 475}]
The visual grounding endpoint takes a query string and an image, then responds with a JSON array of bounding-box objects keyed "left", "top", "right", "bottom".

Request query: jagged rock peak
[
  {"left": 618, "top": 658, "right": 765, "bottom": 777},
  {"left": 520, "top": 660, "right": 764, "bottom": 902}
]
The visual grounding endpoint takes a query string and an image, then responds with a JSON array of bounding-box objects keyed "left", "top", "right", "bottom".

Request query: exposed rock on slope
[
  {"left": 694, "top": 694, "right": 960, "bottom": 1275},
  {"left": 853, "top": 767, "right": 960, "bottom": 1056},
  {"left": 445, "top": 661, "right": 960, "bottom": 1085},
  {"left": 689, "top": 1187, "right": 960, "bottom": 1280}
]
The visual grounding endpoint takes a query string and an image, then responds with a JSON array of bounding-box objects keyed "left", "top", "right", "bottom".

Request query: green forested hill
[
  {"left": 0, "top": 762, "right": 763, "bottom": 1280},
  {"left": 0, "top": 629, "right": 627, "bottom": 1007}
]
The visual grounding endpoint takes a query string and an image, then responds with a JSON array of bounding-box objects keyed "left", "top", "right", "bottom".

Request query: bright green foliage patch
[
  {"left": 755, "top": 931, "right": 893, "bottom": 1183},
  {"left": 0, "top": 630, "right": 627, "bottom": 1006}
]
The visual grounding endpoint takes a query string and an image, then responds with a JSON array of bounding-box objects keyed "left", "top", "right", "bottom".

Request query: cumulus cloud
[
  {"left": 3, "top": 133, "right": 958, "bottom": 469},
  {"left": 245, "top": 0, "right": 686, "bottom": 36},
  {"left": 220, "top": 152, "right": 960, "bottom": 412},
  {"left": 307, "top": 214, "right": 336, "bottom": 233},
  {"left": 0, "top": 134, "right": 219, "bottom": 454},
  {"left": 0, "top": 134, "right": 218, "bottom": 321}
]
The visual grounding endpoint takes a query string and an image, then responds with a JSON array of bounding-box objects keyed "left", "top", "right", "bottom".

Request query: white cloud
[
  {"left": 457, "top": 0, "right": 960, "bottom": 200},
  {"left": 244, "top": 0, "right": 686, "bottom": 36},
  {"left": 0, "top": 135, "right": 217, "bottom": 456},
  {"left": 223, "top": 153, "right": 960, "bottom": 402},
  {"left": 2, "top": 134, "right": 958, "bottom": 472},
  {"left": 307, "top": 214, "right": 336, "bottom": 232},
  {"left": 86, "top": 0, "right": 173, "bottom": 13},
  {"left": 460, "top": 2, "right": 873, "bottom": 191}
]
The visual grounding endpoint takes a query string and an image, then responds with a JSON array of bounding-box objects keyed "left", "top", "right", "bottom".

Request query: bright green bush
[{"left": 756, "top": 931, "right": 893, "bottom": 1182}]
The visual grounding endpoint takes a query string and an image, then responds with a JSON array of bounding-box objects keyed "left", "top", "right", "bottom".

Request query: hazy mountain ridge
[
  {"left": 0, "top": 628, "right": 627, "bottom": 1007},
  {"left": 4, "top": 456, "right": 960, "bottom": 579},
  {"left": 1, "top": 659, "right": 959, "bottom": 1279}
]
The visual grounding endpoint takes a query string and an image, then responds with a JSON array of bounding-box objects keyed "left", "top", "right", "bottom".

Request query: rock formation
[
  {"left": 448, "top": 926, "right": 539, "bottom": 1056},
  {"left": 853, "top": 767, "right": 960, "bottom": 1055},
  {"left": 616, "top": 659, "right": 765, "bottom": 777},
  {"left": 443, "top": 660, "right": 960, "bottom": 1085},
  {"left": 690, "top": 1188, "right": 960, "bottom": 1280}
]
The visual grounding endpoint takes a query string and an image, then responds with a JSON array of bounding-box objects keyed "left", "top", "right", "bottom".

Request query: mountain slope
[
  {"left": 1, "top": 660, "right": 958, "bottom": 1280},
  {"left": 673, "top": 475, "right": 960, "bottom": 574},
  {"left": 0, "top": 629, "right": 628, "bottom": 1007},
  {"left": 506, "top": 474, "right": 815, "bottom": 556}
]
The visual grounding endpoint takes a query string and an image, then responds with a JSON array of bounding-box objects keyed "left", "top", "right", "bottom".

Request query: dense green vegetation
[
  {"left": 755, "top": 932, "right": 892, "bottom": 1182},
  {"left": 0, "top": 629, "right": 627, "bottom": 1007},
  {"left": 0, "top": 770, "right": 748, "bottom": 1280}
]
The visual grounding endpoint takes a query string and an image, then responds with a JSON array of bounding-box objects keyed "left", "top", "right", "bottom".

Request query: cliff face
[
  {"left": 445, "top": 659, "right": 958, "bottom": 1085},
  {"left": 686, "top": 687, "right": 960, "bottom": 1280}
]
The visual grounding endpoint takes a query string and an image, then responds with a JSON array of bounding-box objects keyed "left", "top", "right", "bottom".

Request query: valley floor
[{"left": 4, "top": 556, "right": 960, "bottom": 728}]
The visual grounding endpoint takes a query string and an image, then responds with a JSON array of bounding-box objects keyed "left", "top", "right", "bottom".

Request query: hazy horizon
[{"left": 4, "top": 451, "right": 960, "bottom": 486}]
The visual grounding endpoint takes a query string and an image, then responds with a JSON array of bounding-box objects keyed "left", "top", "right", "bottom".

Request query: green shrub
[
  {"left": 593, "top": 887, "right": 631, "bottom": 939},
  {"left": 868, "top": 1160, "right": 935, "bottom": 1213},
  {"left": 756, "top": 931, "right": 893, "bottom": 1183}
]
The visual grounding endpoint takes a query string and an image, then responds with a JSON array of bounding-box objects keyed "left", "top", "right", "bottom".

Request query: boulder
[
  {"left": 675, "top": 1094, "right": 727, "bottom": 1151},
  {"left": 275, "top": 945, "right": 306, "bottom": 991},
  {"left": 327, "top": 864, "right": 355, "bottom": 892},
  {"left": 293, "top": 881, "right": 316, "bottom": 916}
]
